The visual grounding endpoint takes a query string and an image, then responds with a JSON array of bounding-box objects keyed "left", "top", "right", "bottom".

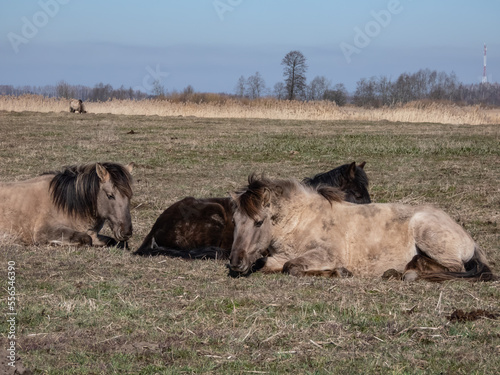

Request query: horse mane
[
  {"left": 234, "top": 174, "right": 344, "bottom": 218},
  {"left": 48, "top": 162, "right": 133, "bottom": 219},
  {"left": 303, "top": 162, "right": 369, "bottom": 189},
  {"left": 233, "top": 174, "right": 272, "bottom": 219},
  {"left": 316, "top": 185, "right": 345, "bottom": 204}
]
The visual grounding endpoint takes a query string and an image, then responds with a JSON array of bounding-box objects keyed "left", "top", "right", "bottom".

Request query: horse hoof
[
  {"left": 382, "top": 269, "right": 403, "bottom": 280},
  {"left": 332, "top": 267, "right": 353, "bottom": 278},
  {"left": 403, "top": 270, "right": 419, "bottom": 282}
]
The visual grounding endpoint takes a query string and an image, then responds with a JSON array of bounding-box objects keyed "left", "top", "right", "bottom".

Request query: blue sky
[{"left": 1, "top": 0, "right": 498, "bottom": 94}]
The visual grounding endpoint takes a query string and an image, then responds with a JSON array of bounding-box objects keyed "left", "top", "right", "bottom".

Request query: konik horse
[
  {"left": 229, "top": 175, "right": 495, "bottom": 282},
  {"left": 135, "top": 162, "right": 370, "bottom": 259},
  {"left": 0, "top": 162, "right": 134, "bottom": 247}
]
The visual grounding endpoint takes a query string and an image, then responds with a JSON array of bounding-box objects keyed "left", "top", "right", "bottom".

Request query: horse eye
[
  {"left": 255, "top": 220, "right": 264, "bottom": 228},
  {"left": 107, "top": 193, "right": 115, "bottom": 200}
]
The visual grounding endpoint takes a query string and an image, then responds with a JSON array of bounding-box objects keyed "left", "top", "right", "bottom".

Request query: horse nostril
[{"left": 229, "top": 250, "right": 245, "bottom": 269}]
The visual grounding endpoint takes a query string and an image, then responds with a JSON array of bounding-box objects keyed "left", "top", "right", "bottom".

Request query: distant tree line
[
  {"left": 0, "top": 80, "right": 148, "bottom": 101},
  {"left": 352, "top": 69, "right": 500, "bottom": 107},
  {"left": 1, "top": 51, "right": 500, "bottom": 107},
  {"left": 233, "top": 51, "right": 500, "bottom": 107}
]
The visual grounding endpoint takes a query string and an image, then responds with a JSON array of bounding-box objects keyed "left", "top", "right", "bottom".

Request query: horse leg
[
  {"left": 281, "top": 249, "right": 350, "bottom": 278},
  {"left": 293, "top": 267, "right": 352, "bottom": 277},
  {"left": 410, "top": 209, "right": 476, "bottom": 272},
  {"left": 260, "top": 256, "right": 287, "bottom": 273},
  {"left": 402, "top": 254, "right": 450, "bottom": 281},
  {"left": 46, "top": 227, "right": 93, "bottom": 246},
  {"left": 95, "top": 234, "right": 127, "bottom": 248}
]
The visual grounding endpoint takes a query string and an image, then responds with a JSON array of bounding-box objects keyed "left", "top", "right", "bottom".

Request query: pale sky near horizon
[{"left": 1, "top": 0, "right": 498, "bottom": 94}]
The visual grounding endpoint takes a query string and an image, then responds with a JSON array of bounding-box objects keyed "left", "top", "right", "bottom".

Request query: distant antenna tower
[{"left": 482, "top": 44, "right": 487, "bottom": 84}]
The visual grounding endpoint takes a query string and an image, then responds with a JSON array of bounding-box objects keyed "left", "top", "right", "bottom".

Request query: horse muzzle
[
  {"left": 229, "top": 250, "right": 250, "bottom": 274},
  {"left": 114, "top": 223, "right": 133, "bottom": 241}
]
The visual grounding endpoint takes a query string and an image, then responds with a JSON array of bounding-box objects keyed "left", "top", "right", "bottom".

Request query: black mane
[
  {"left": 48, "top": 162, "right": 133, "bottom": 219},
  {"left": 303, "top": 162, "right": 370, "bottom": 204}
]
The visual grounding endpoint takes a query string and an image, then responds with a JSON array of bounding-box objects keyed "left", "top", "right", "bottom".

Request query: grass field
[{"left": 0, "top": 110, "right": 499, "bottom": 374}]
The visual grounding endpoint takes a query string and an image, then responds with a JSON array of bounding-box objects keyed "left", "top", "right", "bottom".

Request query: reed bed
[{"left": 1, "top": 94, "right": 499, "bottom": 125}]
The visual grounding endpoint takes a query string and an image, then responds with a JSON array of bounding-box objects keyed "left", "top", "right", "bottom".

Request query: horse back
[
  {"left": 0, "top": 175, "right": 56, "bottom": 243},
  {"left": 293, "top": 202, "right": 418, "bottom": 275},
  {"left": 328, "top": 202, "right": 476, "bottom": 275},
  {"left": 137, "top": 197, "right": 234, "bottom": 252}
]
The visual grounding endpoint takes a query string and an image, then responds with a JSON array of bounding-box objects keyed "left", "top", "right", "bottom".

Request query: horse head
[
  {"left": 303, "top": 161, "right": 371, "bottom": 204},
  {"left": 95, "top": 163, "right": 134, "bottom": 241},
  {"left": 340, "top": 161, "right": 370, "bottom": 204},
  {"left": 229, "top": 176, "right": 276, "bottom": 275}
]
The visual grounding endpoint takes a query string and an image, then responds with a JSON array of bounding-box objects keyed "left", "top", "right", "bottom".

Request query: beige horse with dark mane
[
  {"left": 229, "top": 175, "right": 495, "bottom": 282},
  {"left": 69, "top": 99, "right": 86, "bottom": 113},
  {"left": 0, "top": 162, "right": 134, "bottom": 247}
]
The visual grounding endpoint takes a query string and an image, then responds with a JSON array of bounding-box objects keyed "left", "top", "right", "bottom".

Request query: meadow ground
[{"left": 0, "top": 110, "right": 498, "bottom": 374}]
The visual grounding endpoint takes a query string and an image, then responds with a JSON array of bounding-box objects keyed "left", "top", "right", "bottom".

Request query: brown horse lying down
[
  {"left": 134, "top": 162, "right": 370, "bottom": 258},
  {"left": 228, "top": 175, "right": 495, "bottom": 282},
  {"left": 0, "top": 162, "right": 134, "bottom": 247}
]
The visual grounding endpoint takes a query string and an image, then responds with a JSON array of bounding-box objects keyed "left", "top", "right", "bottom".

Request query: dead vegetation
[
  {"left": 0, "top": 110, "right": 498, "bottom": 374},
  {"left": 1, "top": 94, "right": 499, "bottom": 125}
]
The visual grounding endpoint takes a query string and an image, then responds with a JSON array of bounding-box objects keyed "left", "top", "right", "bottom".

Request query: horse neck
[{"left": 275, "top": 191, "right": 327, "bottom": 232}]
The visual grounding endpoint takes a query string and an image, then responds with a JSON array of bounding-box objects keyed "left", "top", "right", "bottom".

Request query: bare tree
[
  {"left": 273, "top": 82, "right": 287, "bottom": 100},
  {"left": 323, "top": 83, "right": 348, "bottom": 106},
  {"left": 56, "top": 80, "right": 75, "bottom": 99},
  {"left": 246, "top": 72, "right": 266, "bottom": 99},
  {"left": 307, "top": 76, "right": 331, "bottom": 101},
  {"left": 281, "top": 51, "right": 308, "bottom": 100},
  {"left": 152, "top": 79, "right": 165, "bottom": 97},
  {"left": 353, "top": 77, "right": 379, "bottom": 107},
  {"left": 89, "top": 83, "right": 113, "bottom": 102},
  {"left": 235, "top": 75, "right": 246, "bottom": 97}
]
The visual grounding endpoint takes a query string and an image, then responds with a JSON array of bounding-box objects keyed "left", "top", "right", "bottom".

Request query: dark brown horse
[{"left": 134, "top": 162, "right": 370, "bottom": 258}]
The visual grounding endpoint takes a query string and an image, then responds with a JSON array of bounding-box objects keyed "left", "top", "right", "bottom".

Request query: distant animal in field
[
  {"left": 228, "top": 175, "right": 495, "bottom": 282},
  {"left": 69, "top": 99, "right": 86, "bottom": 114},
  {"left": 134, "top": 162, "right": 370, "bottom": 259},
  {"left": 0, "top": 162, "right": 134, "bottom": 247}
]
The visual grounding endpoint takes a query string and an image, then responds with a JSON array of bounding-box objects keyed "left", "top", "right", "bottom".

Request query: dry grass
[
  {"left": 0, "top": 111, "right": 498, "bottom": 374},
  {"left": 1, "top": 94, "right": 500, "bottom": 125}
]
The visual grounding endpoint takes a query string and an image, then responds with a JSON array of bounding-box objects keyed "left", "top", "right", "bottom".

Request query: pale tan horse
[
  {"left": 229, "top": 175, "right": 495, "bottom": 282},
  {"left": 0, "top": 162, "right": 134, "bottom": 247},
  {"left": 69, "top": 99, "right": 86, "bottom": 113}
]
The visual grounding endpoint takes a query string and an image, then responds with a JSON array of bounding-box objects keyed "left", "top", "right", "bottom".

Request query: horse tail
[
  {"left": 420, "top": 247, "right": 496, "bottom": 282},
  {"left": 133, "top": 245, "right": 229, "bottom": 260}
]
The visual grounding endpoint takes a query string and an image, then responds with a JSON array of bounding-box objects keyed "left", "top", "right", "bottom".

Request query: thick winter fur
[
  {"left": 0, "top": 162, "right": 133, "bottom": 247},
  {"left": 69, "top": 99, "right": 86, "bottom": 113},
  {"left": 229, "top": 176, "right": 494, "bottom": 282},
  {"left": 134, "top": 162, "right": 370, "bottom": 258}
]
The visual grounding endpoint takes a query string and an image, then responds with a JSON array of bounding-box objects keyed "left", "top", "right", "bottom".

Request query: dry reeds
[{"left": 1, "top": 94, "right": 499, "bottom": 125}]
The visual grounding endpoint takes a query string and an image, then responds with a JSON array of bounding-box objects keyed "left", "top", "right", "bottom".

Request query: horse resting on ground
[
  {"left": 69, "top": 99, "right": 86, "bottom": 114},
  {"left": 0, "top": 162, "right": 134, "bottom": 247},
  {"left": 228, "top": 175, "right": 496, "bottom": 282},
  {"left": 134, "top": 161, "right": 370, "bottom": 259}
]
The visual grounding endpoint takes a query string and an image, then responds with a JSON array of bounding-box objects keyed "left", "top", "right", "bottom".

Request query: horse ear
[
  {"left": 347, "top": 162, "right": 356, "bottom": 180},
  {"left": 125, "top": 162, "right": 135, "bottom": 174},
  {"left": 96, "top": 163, "right": 110, "bottom": 183},
  {"left": 358, "top": 161, "right": 366, "bottom": 169},
  {"left": 262, "top": 187, "right": 271, "bottom": 207}
]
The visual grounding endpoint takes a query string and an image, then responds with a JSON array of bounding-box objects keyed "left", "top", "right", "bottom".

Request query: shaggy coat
[
  {"left": 69, "top": 99, "right": 86, "bottom": 113},
  {"left": 0, "top": 162, "right": 133, "bottom": 246},
  {"left": 229, "top": 176, "right": 494, "bottom": 282},
  {"left": 134, "top": 162, "right": 370, "bottom": 258}
]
